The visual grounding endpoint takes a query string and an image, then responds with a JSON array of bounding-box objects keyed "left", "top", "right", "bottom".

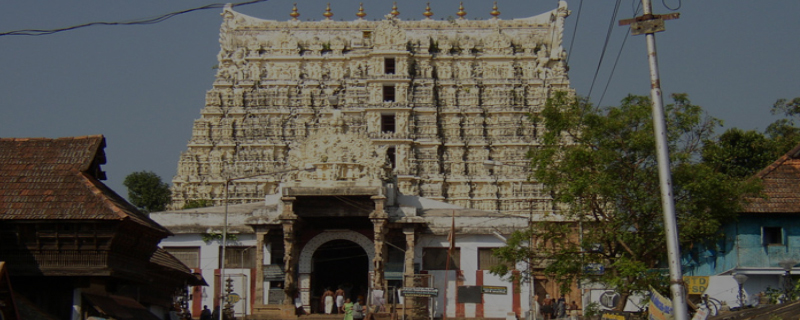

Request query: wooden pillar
[
  {"left": 280, "top": 196, "right": 298, "bottom": 305},
  {"left": 370, "top": 195, "right": 388, "bottom": 291}
]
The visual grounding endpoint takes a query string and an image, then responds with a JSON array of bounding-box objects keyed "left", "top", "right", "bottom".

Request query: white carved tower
[{"left": 172, "top": 2, "right": 573, "bottom": 217}]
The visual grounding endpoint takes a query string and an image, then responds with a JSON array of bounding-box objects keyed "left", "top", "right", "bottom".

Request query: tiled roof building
[
  {"left": 0, "top": 135, "right": 200, "bottom": 320},
  {"left": 742, "top": 144, "right": 800, "bottom": 213}
]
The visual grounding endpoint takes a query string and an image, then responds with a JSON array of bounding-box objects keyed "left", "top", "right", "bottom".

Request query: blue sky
[{"left": 2, "top": 0, "right": 798, "bottom": 198}]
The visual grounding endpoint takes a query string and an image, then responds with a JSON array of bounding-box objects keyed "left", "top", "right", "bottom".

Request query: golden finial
[
  {"left": 456, "top": 2, "right": 467, "bottom": 19},
  {"left": 490, "top": 1, "right": 501, "bottom": 18},
  {"left": 423, "top": 2, "right": 433, "bottom": 19},
  {"left": 323, "top": 3, "right": 333, "bottom": 20},
  {"left": 356, "top": 2, "right": 367, "bottom": 19},
  {"left": 289, "top": 3, "right": 300, "bottom": 21},
  {"left": 391, "top": 2, "right": 400, "bottom": 17}
]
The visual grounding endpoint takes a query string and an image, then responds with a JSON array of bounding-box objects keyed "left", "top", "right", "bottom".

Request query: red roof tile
[
  {"left": 743, "top": 143, "right": 800, "bottom": 213},
  {"left": 0, "top": 136, "right": 169, "bottom": 234}
]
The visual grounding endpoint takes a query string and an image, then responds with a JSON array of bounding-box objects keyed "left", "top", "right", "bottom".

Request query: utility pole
[{"left": 619, "top": 2, "right": 688, "bottom": 320}]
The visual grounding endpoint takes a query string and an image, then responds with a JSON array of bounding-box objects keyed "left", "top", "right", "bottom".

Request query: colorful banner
[{"left": 648, "top": 287, "right": 674, "bottom": 320}]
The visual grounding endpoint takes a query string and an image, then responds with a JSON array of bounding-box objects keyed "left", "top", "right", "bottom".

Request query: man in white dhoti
[
  {"left": 322, "top": 288, "right": 335, "bottom": 314},
  {"left": 335, "top": 286, "right": 346, "bottom": 313}
]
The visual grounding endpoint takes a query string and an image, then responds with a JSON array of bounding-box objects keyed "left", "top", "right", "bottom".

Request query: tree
[
  {"left": 183, "top": 199, "right": 213, "bottom": 209},
  {"left": 766, "top": 97, "right": 800, "bottom": 155},
  {"left": 492, "top": 92, "right": 758, "bottom": 310},
  {"left": 123, "top": 171, "right": 171, "bottom": 214},
  {"left": 702, "top": 97, "right": 800, "bottom": 179},
  {"left": 702, "top": 128, "right": 776, "bottom": 179}
]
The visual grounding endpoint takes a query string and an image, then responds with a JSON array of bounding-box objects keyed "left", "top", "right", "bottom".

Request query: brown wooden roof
[
  {"left": 742, "top": 143, "right": 800, "bottom": 214},
  {"left": 149, "top": 248, "right": 190, "bottom": 274},
  {"left": 149, "top": 248, "right": 206, "bottom": 286},
  {"left": 0, "top": 136, "right": 169, "bottom": 234}
]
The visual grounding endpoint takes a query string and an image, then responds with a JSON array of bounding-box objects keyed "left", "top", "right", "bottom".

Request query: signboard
[
  {"left": 584, "top": 263, "right": 605, "bottom": 275},
  {"left": 648, "top": 288, "right": 674, "bottom": 320},
  {"left": 226, "top": 293, "right": 241, "bottom": 305},
  {"left": 482, "top": 286, "right": 508, "bottom": 295},
  {"left": 682, "top": 276, "right": 709, "bottom": 295},
  {"left": 457, "top": 286, "right": 482, "bottom": 303},
  {"left": 601, "top": 311, "right": 630, "bottom": 320},
  {"left": 401, "top": 287, "right": 439, "bottom": 297},
  {"left": 263, "top": 264, "right": 285, "bottom": 281}
]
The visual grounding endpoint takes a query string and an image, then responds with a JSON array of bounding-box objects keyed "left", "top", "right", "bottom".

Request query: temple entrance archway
[
  {"left": 298, "top": 230, "right": 375, "bottom": 312},
  {"left": 312, "top": 240, "right": 369, "bottom": 312}
]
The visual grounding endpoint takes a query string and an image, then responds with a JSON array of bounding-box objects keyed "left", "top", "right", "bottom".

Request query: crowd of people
[{"left": 536, "top": 294, "right": 580, "bottom": 320}]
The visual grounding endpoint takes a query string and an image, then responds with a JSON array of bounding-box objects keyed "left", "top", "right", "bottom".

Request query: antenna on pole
[{"left": 620, "top": 2, "right": 689, "bottom": 320}]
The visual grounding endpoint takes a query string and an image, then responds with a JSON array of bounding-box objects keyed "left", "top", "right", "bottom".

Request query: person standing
[
  {"left": 569, "top": 301, "right": 579, "bottom": 320},
  {"left": 342, "top": 298, "right": 354, "bottom": 320},
  {"left": 200, "top": 305, "right": 212, "bottom": 320},
  {"left": 541, "top": 294, "right": 553, "bottom": 320},
  {"left": 211, "top": 306, "right": 220, "bottom": 320},
  {"left": 335, "top": 286, "right": 346, "bottom": 313},
  {"left": 322, "top": 288, "right": 335, "bottom": 314},
  {"left": 353, "top": 296, "right": 365, "bottom": 320},
  {"left": 556, "top": 295, "right": 566, "bottom": 319},
  {"left": 295, "top": 292, "right": 307, "bottom": 315}
]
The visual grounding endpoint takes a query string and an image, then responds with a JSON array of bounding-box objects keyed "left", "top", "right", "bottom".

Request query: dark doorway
[{"left": 312, "top": 239, "right": 369, "bottom": 313}]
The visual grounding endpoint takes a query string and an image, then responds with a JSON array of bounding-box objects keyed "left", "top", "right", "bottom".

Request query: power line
[
  {"left": 596, "top": 30, "right": 629, "bottom": 107},
  {"left": 662, "top": 0, "right": 682, "bottom": 11},
  {"left": 565, "top": 0, "right": 584, "bottom": 66},
  {"left": 0, "top": 0, "right": 267, "bottom": 37},
  {"left": 586, "top": 0, "right": 623, "bottom": 101},
  {"left": 596, "top": 1, "right": 642, "bottom": 106}
]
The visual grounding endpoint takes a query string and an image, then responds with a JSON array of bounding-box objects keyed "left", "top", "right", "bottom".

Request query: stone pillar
[
  {"left": 254, "top": 227, "right": 268, "bottom": 307},
  {"left": 280, "top": 196, "right": 298, "bottom": 305},
  {"left": 370, "top": 195, "right": 388, "bottom": 291},
  {"left": 403, "top": 227, "right": 416, "bottom": 287}
]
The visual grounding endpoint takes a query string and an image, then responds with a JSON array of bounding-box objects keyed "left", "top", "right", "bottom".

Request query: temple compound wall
[{"left": 171, "top": 2, "right": 573, "bottom": 218}]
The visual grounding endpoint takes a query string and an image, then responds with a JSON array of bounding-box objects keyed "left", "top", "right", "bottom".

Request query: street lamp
[
  {"left": 219, "top": 165, "right": 315, "bottom": 320},
  {"left": 733, "top": 273, "right": 748, "bottom": 309},
  {"left": 778, "top": 259, "right": 797, "bottom": 303}
]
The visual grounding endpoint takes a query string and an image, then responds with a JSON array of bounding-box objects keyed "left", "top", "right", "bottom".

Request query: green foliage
[
  {"left": 201, "top": 232, "right": 237, "bottom": 244},
  {"left": 183, "top": 199, "right": 213, "bottom": 209},
  {"left": 702, "top": 128, "right": 776, "bottom": 179},
  {"left": 492, "top": 92, "right": 758, "bottom": 310},
  {"left": 764, "top": 278, "right": 800, "bottom": 304},
  {"left": 767, "top": 97, "right": 800, "bottom": 155},
  {"left": 702, "top": 96, "right": 800, "bottom": 181},
  {"left": 584, "top": 302, "right": 602, "bottom": 317},
  {"left": 123, "top": 171, "right": 171, "bottom": 214}
]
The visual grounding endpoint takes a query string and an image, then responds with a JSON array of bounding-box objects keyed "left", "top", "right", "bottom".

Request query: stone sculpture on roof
[{"left": 172, "top": 2, "right": 573, "bottom": 215}]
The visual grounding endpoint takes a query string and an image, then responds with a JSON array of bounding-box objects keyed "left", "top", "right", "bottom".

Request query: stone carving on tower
[{"left": 172, "top": 1, "right": 573, "bottom": 217}]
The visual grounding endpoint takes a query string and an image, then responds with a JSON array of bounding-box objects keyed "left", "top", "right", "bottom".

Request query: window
[
  {"left": 165, "top": 247, "right": 201, "bottom": 269},
  {"left": 221, "top": 246, "right": 256, "bottom": 268},
  {"left": 763, "top": 227, "right": 784, "bottom": 245},
  {"left": 385, "top": 58, "right": 396, "bottom": 74},
  {"left": 383, "top": 85, "right": 396, "bottom": 102},
  {"left": 478, "top": 248, "right": 506, "bottom": 270},
  {"left": 422, "top": 248, "right": 460, "bottom": 270},
  {"left": 387, "top": 146, "right": 396, "bottom": 168},
  {"left": 362, "top": 30, "right": 372, "bottom": 39},
  {"left": 381, "top": 114, "right": 396, "bottom": 133}
]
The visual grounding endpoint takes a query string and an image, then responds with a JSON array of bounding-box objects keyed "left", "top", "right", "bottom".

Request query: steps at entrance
[
  {"left": 246, "top": 313, "right": 350, "bottom": 320},
  {"left": 299, "top": 314, "right": 349, "bottom": 320}
]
